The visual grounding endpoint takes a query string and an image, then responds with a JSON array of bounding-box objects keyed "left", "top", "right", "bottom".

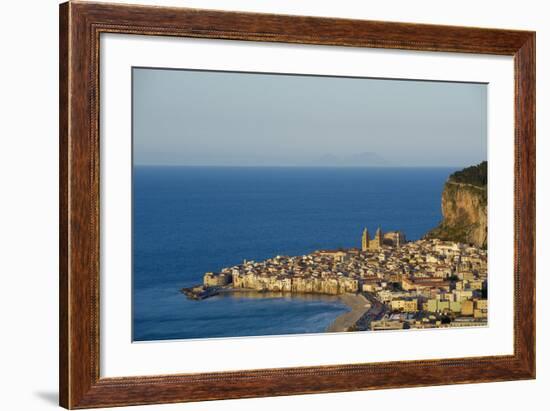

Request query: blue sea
[{"left": 132, "top": 166, "right": 455, "bottom": 341}]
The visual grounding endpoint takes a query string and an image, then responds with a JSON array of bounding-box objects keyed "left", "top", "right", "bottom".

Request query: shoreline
[
  {"left": 182, "top": 286, "right": 372, "bottom": 333},
  {"left": 326, "top": 293, "right": 371, "bottom": 333}
]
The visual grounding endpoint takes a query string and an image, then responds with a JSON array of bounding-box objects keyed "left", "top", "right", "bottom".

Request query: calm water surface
[{"left": 132, "top": 166, "right": 454, "bottom": 341}]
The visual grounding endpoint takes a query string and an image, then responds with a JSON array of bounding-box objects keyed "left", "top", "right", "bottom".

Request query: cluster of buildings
[{"left": 201, "top": 227, "right": 488, "bottom": 330}]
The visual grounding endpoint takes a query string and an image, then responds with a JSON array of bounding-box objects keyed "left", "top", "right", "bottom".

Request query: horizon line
[{"left": 133, "top": 164, "right": 480, "bottom": 169}]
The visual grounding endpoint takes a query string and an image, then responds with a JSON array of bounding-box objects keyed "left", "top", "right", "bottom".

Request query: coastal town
[{"left": 182, "top": 227, "right": 488, "bottom": 332}]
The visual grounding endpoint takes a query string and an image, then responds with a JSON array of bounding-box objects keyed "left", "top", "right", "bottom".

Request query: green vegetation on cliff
[
  {"left": 449, "top": 161, "right": 487, "bottom": 187},
  {"left": 425, "top": 162, "right": 487, "bottom": 248}
]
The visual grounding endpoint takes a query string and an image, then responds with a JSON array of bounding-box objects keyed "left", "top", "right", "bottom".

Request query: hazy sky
[{"left": 133, "top": 67, "right": 487, "bottom": 167}]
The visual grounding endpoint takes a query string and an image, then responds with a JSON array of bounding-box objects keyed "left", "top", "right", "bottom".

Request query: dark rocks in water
[{"left": 181, "top": 285, "right": 220, "bottom": 300}]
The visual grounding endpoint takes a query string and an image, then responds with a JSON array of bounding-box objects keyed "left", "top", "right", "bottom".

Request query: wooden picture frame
[{"left": 59, "top": 1, "right": 535, "bottom": 408}]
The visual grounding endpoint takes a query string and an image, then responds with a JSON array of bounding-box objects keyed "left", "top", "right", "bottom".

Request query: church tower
[
  {"left": 373, "top": 227, "right": 383, "bottom": 250},
  {"left": 361, "top": 228, "right": 370, "bottom": 252}
]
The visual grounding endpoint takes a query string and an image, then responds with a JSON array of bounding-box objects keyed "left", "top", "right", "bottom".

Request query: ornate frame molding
[{"left": 60, "top": 1, "right": 535, "bottom": 408}]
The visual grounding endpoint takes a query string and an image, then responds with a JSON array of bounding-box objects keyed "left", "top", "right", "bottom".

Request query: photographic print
[{"left": 132, "top": 68, "right": 488, "bottom": 342}]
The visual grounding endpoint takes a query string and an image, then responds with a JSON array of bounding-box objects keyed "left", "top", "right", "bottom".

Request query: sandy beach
[
  {"left": 183, "top": 285, "right": 373, "bottom": 334},
  {"left": 326, "top": 293, "right": 371, "bottom": 333}
]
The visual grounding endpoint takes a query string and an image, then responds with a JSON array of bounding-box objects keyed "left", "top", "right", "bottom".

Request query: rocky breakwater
[
  {"left": 180, "top": 284, "right": 222, "bottom": 300},
  {"left": 180, "top": 272, "right": 233, "bottom": 300},
  {"left": 425, "top": 162, "right": 487, "bottom": 248}
]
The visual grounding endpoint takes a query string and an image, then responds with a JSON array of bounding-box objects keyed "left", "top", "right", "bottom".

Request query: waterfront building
[
  {"left": 390, "top": 298, "right": 418, "bottom": 312},
  {"left": 371, "top": 320, "right": 404, "bottom": 331},
  {"left": 474, "top": 308, "right": 488, "bottom": 319},
  {"left": 461, "top": 300, "right": 474, "bottom": 316},
  {"left": 203, "top": 272, "right": 232, "bottom": 286},
  {"left": 450, "top": 301, "right": 462, "bottom": 313}
]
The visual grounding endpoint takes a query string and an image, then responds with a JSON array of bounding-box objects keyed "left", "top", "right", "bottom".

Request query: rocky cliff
[{"left": 425, "top": 162, "right": 487, "bottom": 248}]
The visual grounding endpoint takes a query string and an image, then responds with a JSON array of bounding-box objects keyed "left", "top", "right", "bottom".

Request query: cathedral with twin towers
[{"left": 362, "top": 227, "right": 406, "bottom": 251}]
